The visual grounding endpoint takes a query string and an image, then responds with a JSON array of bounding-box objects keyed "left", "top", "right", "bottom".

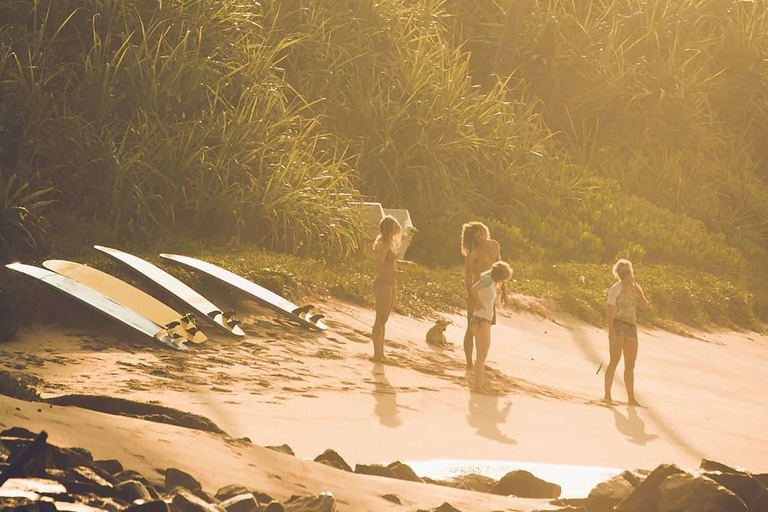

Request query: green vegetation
[{"left": 1, "top": 0, "right": 766, "bottom": 337}]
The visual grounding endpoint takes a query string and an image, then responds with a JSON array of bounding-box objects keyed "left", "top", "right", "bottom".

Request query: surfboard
[
  {"left": 94, "top": 246, "right": 245, "bottom": 337},
  {"left": 159, "top": 254, "right": 328, "bottom": 332},
  {"left": 42, "top": 260, "right": 207, "bottom": 344},
  {"left": 5, "top": 262, "right": 188, "bottom": 351}
]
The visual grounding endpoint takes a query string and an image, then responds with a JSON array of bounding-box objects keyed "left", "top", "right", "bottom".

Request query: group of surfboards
[{"left": 6, "top": 246, "right": 328, "bottom": 351}]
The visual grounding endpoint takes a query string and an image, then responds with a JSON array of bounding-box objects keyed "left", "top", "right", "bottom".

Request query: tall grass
[{"left": 0, "top": 0, "right": 362, "bottom": 257}]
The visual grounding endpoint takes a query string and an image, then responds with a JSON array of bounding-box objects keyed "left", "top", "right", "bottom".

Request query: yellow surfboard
[{"left": 43, "top": 260, "right": 207, "bottom": 344}]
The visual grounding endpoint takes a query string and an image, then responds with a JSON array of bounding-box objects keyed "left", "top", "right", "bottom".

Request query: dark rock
[
  {"left": 214, "top": 485, "right": 250, "bottom": 502},
  {"left": 116, "top": 480, "right": 153, "bottom": 503},
  {"left": 254, "top": 492, "right": 276, "bottom": 505},
  {"left": 165, "top": 468, "right": 203, "bottom": 492},
  {"left": 171, "top": 488, "right": 225, "bottom": 512},
  {"left": 1, "top": 427, "right": 38, "bottom": 439},
  {"left": 313, "top": 450, "right": 351, "bottom": 473},
  {"left": 192, "top": 488, "right": 214, "bottom": 503},
  {"left": 283, "top": 493, "right": 336, "bottom": 512},
  {"left": 381, "top": 494, "right": 402, "bottom": 504},
  {"left": 265, "top": 444, "right": 295, "bottom": 456},
  {"left": 701, "top": 459, "right": 747, "bottom": 475},
  {"left": 657, "top": 473, "right": 747, "bottom": 512},
  {"left": 354, "top": 464, "right": 396, "bottom": 479},
  {"left": 439, "top": 473, "right": 496, "bottom": 492},
  {"left": 46, "top": 445, "right": 94, "bottom": 470},
  {"left": 387, "top": 461, "right": 423, "bottom": 483},
  {"left": 219, "top": 493, "right": 259, "bottom": 512},
  {"left": 615, "top": 463, "right": 685, "bottom": 512},
  {"left": 263, "top": 502, "right": 285, "bottom": 512},
  {"left": 94, "top": 460, "right": 124, "bottom": 476},
  {"left": 125, "top": 500, "right": 171, "bottom": 512},
  {"left": 0, "top": 496, "right": 57, "bottom": 512},
  {"left": 115, "top": 470, "right": 151, "bottom": 486},
  {"left": 756, "top": 475, "right": 768, "bottom": 488},
  {"left": 587, "top": 472, "right": 636, "bottom": 512},
  {"left": 488, "top": 470, "right": 561, "bottom": 499},
  {"left": 433, "top": 503, "right": 462, "bottom": 512},
  {"left": 45, "top": 467, "right": 115, "bottom": 498},
  {"left": 704, "top": 471, "right": 768, "bottom": 512}
]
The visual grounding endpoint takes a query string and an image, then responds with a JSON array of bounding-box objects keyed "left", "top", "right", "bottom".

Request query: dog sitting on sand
[{"left": 426, "top": 319, "right": 452, "bottom": 349}]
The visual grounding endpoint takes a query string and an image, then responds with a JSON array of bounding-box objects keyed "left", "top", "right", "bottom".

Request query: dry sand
[{"left": 1, "top": 294, "right": 767, "bottom": 510}]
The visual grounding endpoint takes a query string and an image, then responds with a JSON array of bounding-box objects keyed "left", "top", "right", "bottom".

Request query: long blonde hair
[
  {"left": 461, "top": 221, "right": 490, "bottom": 256},
  {"left": 374, "top": 215, "right": 402, "bottom": 254}
]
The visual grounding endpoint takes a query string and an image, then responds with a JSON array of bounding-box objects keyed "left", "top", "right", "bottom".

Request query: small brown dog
[{"left": 426, "top": 319, "right": 452, "bottom": 348}]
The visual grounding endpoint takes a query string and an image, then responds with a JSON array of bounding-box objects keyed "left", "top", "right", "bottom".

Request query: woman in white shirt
[
  {"left": 605, "top": 259, "right": 649, "bottom": 405},
  {"left": 469, "top": 261, "right": 513, "bottom": 393}
]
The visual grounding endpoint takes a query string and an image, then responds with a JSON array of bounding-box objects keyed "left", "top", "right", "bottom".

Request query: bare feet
[{"left": 372, "top": 355, "right": 388, "bottom": 363}]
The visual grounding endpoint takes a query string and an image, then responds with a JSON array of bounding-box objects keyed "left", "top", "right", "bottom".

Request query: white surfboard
[
  {"left": 43, "top": 260, "right": 207, "bottom": 344},
  {"left": 160, "top": 254, "right": 328, "bottom": 332},
  {"left": 5, "top": 262, "right": 187, "bottom": 351},
  {"left": 94, "top": 246, "right": 245, "bottom": 337}
]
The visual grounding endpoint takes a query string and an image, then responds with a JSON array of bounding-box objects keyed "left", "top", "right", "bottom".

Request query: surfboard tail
[
  {"left": 166, "top": 314, "right": 207, "bottom": 344},
  {"left": 154, "top": 329, "right": 189, "bottom": 351}
]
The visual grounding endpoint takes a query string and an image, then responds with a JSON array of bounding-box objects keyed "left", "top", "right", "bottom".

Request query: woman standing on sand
[
  {"left": 469, "top": 261, "right": 513, "bottom": 393},
  {"left": 372, "top": 215, "right": 415, "bottom": 362},
  {"left": 461, "top": 222, "right": 506, "bottom": 369},
  {"left": 604, "top": 259, "right": 649, "bottom": 406}
]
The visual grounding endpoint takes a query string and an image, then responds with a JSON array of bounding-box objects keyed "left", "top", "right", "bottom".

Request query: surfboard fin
[
  {"left": 308, "top": 314, "right": 325, "bottom": 323},
  {"left": 222, "top": 310, "right": 241, "bottom": 328},
  {"left": 292, "top": 305, "right": 315, "bottom": 316}
]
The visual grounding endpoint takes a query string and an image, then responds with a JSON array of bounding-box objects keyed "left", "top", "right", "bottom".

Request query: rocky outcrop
[
  {"left": 615, "top": 463, "right": 684, "bottom": 512},
  {"left": 488, "top": 469, "right": 561, "bottom": 499},
  {"left": 657, "top": 473, "right": 747, "bottom": 512},
  {"left": 313, "top": 449, "right": 352, "bottom": 472},
  {"left": 586, "top": 471, "right": 637, "bottom": 512}
]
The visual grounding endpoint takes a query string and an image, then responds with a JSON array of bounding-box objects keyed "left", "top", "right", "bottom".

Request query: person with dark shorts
[
  {"left": 469, "top": 261, "right": 513, "bottom": 393},
  {"left": 604, "top": 259, "right": 650, "bottom": 405}
]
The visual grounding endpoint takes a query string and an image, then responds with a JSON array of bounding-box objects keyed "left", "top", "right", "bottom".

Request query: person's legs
[
  {"left": 474, "top": 321, "right": 491, "bottom": 392},
  {"left": 623, "top": 336, "right": 639, "bottom": 405},
  {"left": 372, "top": 281, "right": 394, "bottom": 361},
  {"left": 463, "top": 299, "right": 475, "bottom": 369},
  {"left": 604, "top": 333, "right": 625, "bottom": 401}
]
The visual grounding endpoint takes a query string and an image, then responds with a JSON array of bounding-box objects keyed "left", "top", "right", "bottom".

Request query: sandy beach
[{"left": 1, "top": 294, "right": 767, "bottom": 510}]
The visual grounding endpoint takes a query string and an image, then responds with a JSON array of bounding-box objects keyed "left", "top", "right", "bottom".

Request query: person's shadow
[
  {"left": 610, "top": 404, "right": 659, "bottom": 445},
  {"left": 466, "top": 392, "right": 517, "bottom": 445},
  {"left": 372, "top": 363, "right": 415, "bottom": 427}
]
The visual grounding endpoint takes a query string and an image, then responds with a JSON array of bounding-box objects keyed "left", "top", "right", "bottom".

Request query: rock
[
  {"left": 0, "top": 496, "right": 57, "bottom": 512},
  {"left": 214, "top": 485, "right": 250, "bottom": 502},
  {"left": 171, "top": 488, "right": 225, "bottom": 512},
  {"left": 283, "top": 493, "right": 336, "bottom": 512},
  {"left": 45, "top": 467, "right": 115, "bottom": 498},
  {"left": 433, "top": 503, "right": 462, "bottom": 512},
  {"left": 488, "top": 470, "right": 561, "bottom": 499},
  {"left": 46, "top": 446, "right": 94, "bottom": 470},
  {"left": 94, "top": 460, "right": 124, "bottom": 476},
  {"left": 443, "top": 473, "right": 496, "bottom": 492},
  {"left": 263, "top": 502, "right": 285, "bottom": 512},
  {"left": 265, "top": 444, "right": 295, "bottom": 456},
  {"left": 658, "top": 473, "right": 747, "bottom": 512},
  {"left": 704, "top": 471, "right": 768, "bottom": 512},
  {"left": 165, "top": 468, "right": 202, "bottom": 492},
  {"left": 587, "top": 472, "right": 637, "bottom": 512},
  {"left": 354, "top": 464, "right": 396, "bottom": 479},
  {"left": 124, "top": 501, "right": 170, "bottom": 512},
  {"left": 313, "top": 450, "right": 351, "bottom": 473},
  {"left": 1, "top": 427, "right": 38, "bottom": 439},
  {"left": 253, "top": 492, "right": 276, "bottom": 505},
  {"left": 381, "top": 494, "right": 402, "bottom": 504},
  {"left": 219, "top": 493, "right": 259, "bottom": 512},
  {"left": 615, "top": 463, "right": 685, "bottom": 512},
  {"left": 701, "top": 460, "right": 746, "bottom": 475},
  {"left": 756, "top": 475, "right": 768, "bottom": 488},
  {"left": 114, "top": 470, "right": 151, "bottom": 486},
  {"left": 387, "top": 461, "right": 423, "bottom": 483},
  {"left": 116, "top": 480, "right": 152, "bottom": 503}
]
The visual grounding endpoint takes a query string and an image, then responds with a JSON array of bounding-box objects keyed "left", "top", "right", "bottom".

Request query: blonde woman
[
  {"left": 461, "top": 221, "right": 506, "bottom": 369},
  {"left": 372, "top": 215, "right": 415, "bottom": 362},
  {"left": 470, "top": 261, "right": 513, "bottom": 393},
  {"left": 605, "top": 259, "right": 649, "bottom": 405}
]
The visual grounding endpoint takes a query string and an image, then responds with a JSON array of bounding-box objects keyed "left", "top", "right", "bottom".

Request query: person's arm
[
  {"left": 465, "top": 252, "right": 476, "bottom": 297},
  {"left": 633, "top": 280, "right": 650, "bottom": 310},
  {"left": 396, "top": 259, "right": 415, "bottom": 266},
  {"left": 492, "top": 240, "right": 508, "bottom": 305}
]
